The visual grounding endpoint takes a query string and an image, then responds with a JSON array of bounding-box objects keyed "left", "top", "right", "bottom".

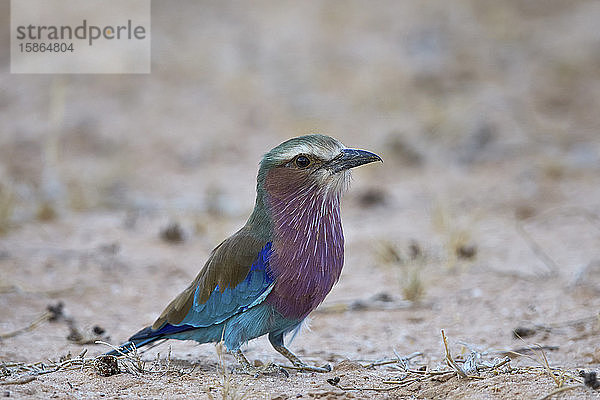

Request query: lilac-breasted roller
[{"left": 107, "top": 134, "right": 382, "bottom": 372}]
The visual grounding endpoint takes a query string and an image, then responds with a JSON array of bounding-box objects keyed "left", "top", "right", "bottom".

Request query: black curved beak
[{"left": 326, "top": 148, "right": 383, "bottom": 173}]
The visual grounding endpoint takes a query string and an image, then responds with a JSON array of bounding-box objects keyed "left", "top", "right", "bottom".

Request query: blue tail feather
[
  {"left": 104, "top": 324, "right": 198, "bottom": 356},
  {"left": 131, "top": 323, "right": 197, "bottom": 339},
  {"left": 104, "top": 337, "right": 159, "bottom": 356}
]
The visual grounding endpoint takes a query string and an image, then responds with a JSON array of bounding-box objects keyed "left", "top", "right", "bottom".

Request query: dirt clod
[
  {"left": 92, "top": 326, "right": 106, "bottom": 335},
  {"left": 456, "top": 244, "right": 477, "bottom": 260},
  {"left": 513, "top": 326, "right": 537, "bottom": 339},
  {"left": 93, "top": 355, "right": 120, "bottom": 377},
  {"left": 160, "top": 222, "right": 185, "bottom": 243},
  {"left": 47, "top": 302, "right": 65, "bottom": 322},
  {"left": 580, "top": 370, "right": 600, "bottom": 390},
  {"left": 326, "top": 376, "right": 340, "bottom": 386}
]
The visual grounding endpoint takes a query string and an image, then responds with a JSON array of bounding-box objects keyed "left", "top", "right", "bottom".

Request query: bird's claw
[
  {"left": 286, "top": 363, "right": 332, "bottom": 373},
  {"left": 302, "top": 363, "right": 331, "bottom": 373}
]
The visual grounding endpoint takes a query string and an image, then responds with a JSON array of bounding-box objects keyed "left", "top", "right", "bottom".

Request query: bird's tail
[
  {"left": 104, "top": 338, "right": 160, "bottom": 356},
  {"left": 104, "top": 323, "right": 196, "bottom": 356},
  {"left": 103, "top": 326, "right": 162, "bottom": 356}
]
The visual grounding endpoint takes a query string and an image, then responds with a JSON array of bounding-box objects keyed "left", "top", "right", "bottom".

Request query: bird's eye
[{"left": 294, "top": 155, "right": 311, "bottom": 168}]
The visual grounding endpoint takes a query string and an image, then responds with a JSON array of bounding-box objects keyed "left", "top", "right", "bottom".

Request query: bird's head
[{"left": 255, "top": 134, "right": 382, "bottom": 207}]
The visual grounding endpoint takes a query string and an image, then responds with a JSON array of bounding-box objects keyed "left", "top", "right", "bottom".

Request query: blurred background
[
  {"left": 1, "top": 0, "right": 599, "bottom": 226},
  {"left": 1, "top": 1, "right": 600, "bottom": 396}
]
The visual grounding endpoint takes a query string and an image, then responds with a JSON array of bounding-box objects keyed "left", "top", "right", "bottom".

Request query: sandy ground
[{"left": 1, "top": 1, "right": 600, "bottom": 399}]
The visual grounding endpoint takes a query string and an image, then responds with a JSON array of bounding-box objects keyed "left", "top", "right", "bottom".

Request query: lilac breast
[{"left": 264, "top": 183, "right": 345, "bottom": 320}]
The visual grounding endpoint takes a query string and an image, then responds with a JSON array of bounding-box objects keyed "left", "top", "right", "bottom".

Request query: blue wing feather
[{"left": 175, "top": 242, "right": 274, "bottom": 328}]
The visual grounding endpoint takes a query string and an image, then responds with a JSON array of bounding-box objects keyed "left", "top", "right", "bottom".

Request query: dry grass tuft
[
  {"left": 327, "top": 330, "right": 597, "bottom": 398},
  {"left": 432, "top": 204, "right": 478, "bottom": 270},
  {"left": 0, "top": 302, "right": 111, "bottom": 345},
  {"left": 376, "top": 240, "right": 426, "bottom": 302},
  {"left": 0, "top": 342, "right": 182, "bottom": 384},
  {"left": 207, "top": 342, "right": 248, "bottom": 400},
  {"left": 95, "top": 341, "right": 176, "bottom": 376}
]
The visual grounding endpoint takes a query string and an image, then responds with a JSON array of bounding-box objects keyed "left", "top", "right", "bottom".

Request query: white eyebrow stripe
[{"left": 271, "top": 142, "right": 344, "bottom": 163}]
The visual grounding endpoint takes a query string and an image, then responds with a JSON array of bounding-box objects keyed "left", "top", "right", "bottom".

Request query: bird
[{"left": 106, "top": 134, "right": 382, "bottom": 373}]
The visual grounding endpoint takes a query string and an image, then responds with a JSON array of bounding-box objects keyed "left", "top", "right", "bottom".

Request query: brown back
[{"left": 152, "top": 227, "right": 268, "bottom": 329}]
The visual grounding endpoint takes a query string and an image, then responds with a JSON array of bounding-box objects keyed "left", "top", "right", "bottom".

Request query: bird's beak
[{"left": 326, "top": 148, "right": 383, "bottom": 173}]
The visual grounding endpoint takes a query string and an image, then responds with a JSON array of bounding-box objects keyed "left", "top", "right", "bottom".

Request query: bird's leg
[
  {"left": 232, "top": 349, "right": 264, "bottom": 377},
  {"left": 269, "top": 333, "right": 331, "bottom": 373},
  {"left": 232, "top": 349, "right": 255, "bottom": 373}
]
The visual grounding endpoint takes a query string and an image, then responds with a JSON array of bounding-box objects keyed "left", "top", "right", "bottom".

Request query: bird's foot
[
  {"left": 272, "top": 344, "right": 331, "bottom": 373},
  {"left": 261, "top": 362, "right": 290, "bottom": 377},
  {"left": 232, "top": 349, "right": 259, "bottom": 377},
  {"left": 282, "top": 362, "right": 332, "bottom": 373},
  {"left": 232, "top": 363, "right": 260, "bottom": 377},
  {"left": 232, "top": 350, "right": 288, "bottom": 377}
]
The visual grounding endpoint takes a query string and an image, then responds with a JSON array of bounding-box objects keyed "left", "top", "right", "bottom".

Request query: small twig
[
  {"left": 0, "top": 376, "right": 36, "bottom": 385},
  {"left": 95, "top": 341, "right": 182, "bottom": 376},
  {"left": 363, "top": 351, "right": 423, "bottom": 368},
  {"left": 327, "top": 377, "right": 401, "bottom": 392},
  {"left": 35, "top": 367, "right": 61, "bottom": 375},
  {"left": 516, "top": 219, "right": 559, "bottom": 276},
  {"left": 381, "top": 378, "right": 421, "bottom": 386},
  {"left": 0, "top": 311, "right": 51, "bottom": 339},
  {"left": 535, "top": 346, "right": 564, "bottom": 388},
  {"left": 537, "top": 314, "right": 599, "bottom": 330},
  {"left": 157, "top": 346, "right": 173, "bottom": 377},
  {"left": 497, "top": 345, "right": 559, "bottom": 357},
  {"left": 517, "top": 365, "right": 582, "bottom": 383},
  {"left": 0, "top": 282, "right": 80, "bottom": 297},
  {"left": 537, "top": 385, "right": 585, "bottom": 400},
  {"left": 441, "top": 330, "right": 467, "bottom": 378},
  {"left": 516, "top": 207, "right": 600, "bottom": 278},
  {"left": 95, "top": 340, "right": 142, "bottom": 367},
  {"left": 405, "top": 369, "right": 454, "bottom": 376},
  {"left": 364, "top": 359, "right": 399, "bottom": 368},
  {"left": 488, "top": 357, "right": 511, "bottom": 371}
]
